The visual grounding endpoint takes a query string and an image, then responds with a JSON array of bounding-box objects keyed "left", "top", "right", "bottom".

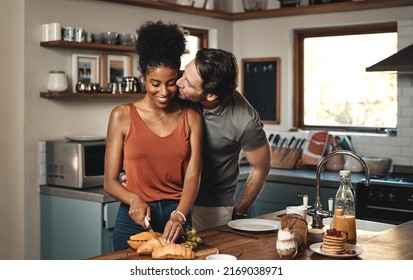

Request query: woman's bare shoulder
[
  {"left": 186, "top": 106, "right": 203, "bottom": 125},
  {"left": 109, "top": 103, "right": 133, "bottom": 123}
]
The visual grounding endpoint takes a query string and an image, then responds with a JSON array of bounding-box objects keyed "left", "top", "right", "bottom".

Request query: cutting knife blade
[{"left": 145, "top": 216, "right": 163, "bottom": 246}]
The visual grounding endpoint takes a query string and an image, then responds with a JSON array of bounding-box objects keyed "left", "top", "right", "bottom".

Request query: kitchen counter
[
  {"left": 89, "top": 211, "right": 413, "bottom": 260},
  {"left": 39, "top": 184, "right": 115, "bottom": 203},
  {"left": 39, "top": 166, "right": 368, "bottom": 203}
]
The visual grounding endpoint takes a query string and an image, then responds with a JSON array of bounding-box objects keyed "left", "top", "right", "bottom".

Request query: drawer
[{"left": 103, "top": 201, "right": 120, "bottom": 229}]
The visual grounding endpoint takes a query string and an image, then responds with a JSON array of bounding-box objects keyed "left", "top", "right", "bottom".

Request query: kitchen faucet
[{"left": 307, "top": 150, "right": 371, "bottom": 229}]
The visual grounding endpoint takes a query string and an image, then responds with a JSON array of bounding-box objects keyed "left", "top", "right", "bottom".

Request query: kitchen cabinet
[
  {"left": 40, "top": 40, "right": 143, "bottom": 99},
  {"left": 235, "top": 180, "right": 336, "bottom": 217},
  {"left": 95, "top": 0, "right": 413, "bottom": 21},
  {"left": 40, "top": 194, "right": 120, "bottom": 260}
]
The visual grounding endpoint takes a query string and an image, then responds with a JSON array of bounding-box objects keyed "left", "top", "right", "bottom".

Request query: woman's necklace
[{"left": 140, "top": 102, "right": 168, "bottom": 121}]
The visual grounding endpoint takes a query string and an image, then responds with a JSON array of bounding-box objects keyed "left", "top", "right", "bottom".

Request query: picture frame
[
  {"left": 102, "top": 53, "right": 132, "bottom": 86},
  {"left": 71, "top": 54, "right": 100, "bottom": 91},
  {"left": 241, "top": 57, "right": 281, "bottom": 124}
]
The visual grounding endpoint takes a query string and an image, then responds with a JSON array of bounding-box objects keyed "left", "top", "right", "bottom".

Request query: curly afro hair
[{"left": 136, "top": 21, "right": 187, "bottom": 76}]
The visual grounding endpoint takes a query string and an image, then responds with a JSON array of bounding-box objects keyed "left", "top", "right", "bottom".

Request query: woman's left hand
[{"left": 163, "top": 217, "right": 183, "bottom": 244}]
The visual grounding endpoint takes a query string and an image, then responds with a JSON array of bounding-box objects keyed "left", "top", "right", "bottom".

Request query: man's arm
[{"left": 234, "top": 141, "right": 271, "bottom": 216}]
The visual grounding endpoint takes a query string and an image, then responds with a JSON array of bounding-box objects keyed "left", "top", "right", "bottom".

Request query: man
[{"left": 176, "top": 48, "right": 271, "bottom": 230}]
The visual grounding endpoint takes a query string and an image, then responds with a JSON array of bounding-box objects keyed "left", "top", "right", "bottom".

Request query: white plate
[
  {"left": 65, "top": 136, "right": 106, "bottom": 141},
  {"left": 228, "top": 219, "right": 280, "bottom": 232},
  {"left": 310, "top": 242, "right": 364, "bottom": 258}
]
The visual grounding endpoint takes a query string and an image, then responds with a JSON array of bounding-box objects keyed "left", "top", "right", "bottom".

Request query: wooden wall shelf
[
  {"left": 40, "top": 92, "right": 144, "bottom": 98},
  {"left": 95, "top": 0, "right": 413, "bottom": 21},
  {"left": 40, "top": 41, "right": 135, "bottom": 52}
]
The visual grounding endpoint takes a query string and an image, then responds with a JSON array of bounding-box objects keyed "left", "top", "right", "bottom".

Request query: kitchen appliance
[
  {"left": 46, "top": 139, "right": 105, "bottom": 188},
  {"left": 356, "top": 165, "right": 413, "bottom": 225}
]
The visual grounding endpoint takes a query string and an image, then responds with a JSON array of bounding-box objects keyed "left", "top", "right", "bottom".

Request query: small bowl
[
  {"left": 362, "top": 157, "right": 392, "bottom": 176},
  {"left": 102, "top": 32, "right": 118, "bottom": 44},
  {"left": 119, "top": 33, "right": 133, "bottom": 45},
  {"left": 242, "top": 0, "right": 267, "bottom": 11},
  {"left": 206, "top": 254, "right": 237, "bottom": 260},
  {"left": 307, "top": 228, "right": 324, "bottom": 242},
  {"left": 92, "top": 32, "right": 103, "bottom": 44}
]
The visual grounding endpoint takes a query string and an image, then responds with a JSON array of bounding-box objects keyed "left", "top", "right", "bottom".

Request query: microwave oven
[{"left": 46, "top": 139, "right": 106, "bottom": 188}]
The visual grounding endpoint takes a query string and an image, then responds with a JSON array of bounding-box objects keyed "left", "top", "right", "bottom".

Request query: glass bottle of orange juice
[
  {"left": 330, "top": 209, "right": 348, "bottom": 239},
  {"left": 334, "top": 170, "right": 357, "bottom": 244}
]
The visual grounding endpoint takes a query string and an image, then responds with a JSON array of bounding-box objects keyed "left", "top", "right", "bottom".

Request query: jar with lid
[
  {"left": 47, "top": 71, "right": 68, "bottom": 92},
  {"left": 334, "top": 169, "right": 357, "bottom": 243}
]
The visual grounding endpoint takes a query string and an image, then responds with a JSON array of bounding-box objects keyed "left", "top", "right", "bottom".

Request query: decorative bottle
[{"left": 334, "top": 170, "right": 357, "bottom": 244}]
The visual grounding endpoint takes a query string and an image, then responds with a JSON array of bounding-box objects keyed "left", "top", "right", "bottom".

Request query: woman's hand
[
  {"left": 128, "top": 196, "right": 149, "bottom": 228},
  {"left": 162, "top": 215, "right": 184, "bottom": 244}
]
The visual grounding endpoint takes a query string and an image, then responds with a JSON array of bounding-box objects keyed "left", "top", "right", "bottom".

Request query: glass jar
[
  {"left": 47, "top": 71, "right": 68, "bottom": 92},
  {"left": 276, "top": 228, "right": 298, "bottom": 259}
]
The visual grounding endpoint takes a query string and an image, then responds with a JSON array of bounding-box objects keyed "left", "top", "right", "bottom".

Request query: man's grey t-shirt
[{"left": 195, "top": 90, "right": 267, "bottom": 207}]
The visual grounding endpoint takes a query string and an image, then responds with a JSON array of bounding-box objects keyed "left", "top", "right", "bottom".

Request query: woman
[{"left": 104, "top": 21, "right": 203, "bottom": 251}]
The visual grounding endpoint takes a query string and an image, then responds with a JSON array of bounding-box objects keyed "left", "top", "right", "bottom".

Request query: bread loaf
[
  {"left": 127, "top": 231, "right": 162, "bottom": 250},
  {"left": 152, "top": 243, "right": 195, "bottom": 260},
  {"left": 137, "top": 238, "right": 167, "bottom": 255},
  {"left": 280, "top": 214, "right": 308, "bottom": 249}
]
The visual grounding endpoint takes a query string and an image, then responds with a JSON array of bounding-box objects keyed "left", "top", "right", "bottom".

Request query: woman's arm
[
  {"left": 163, "top": 108, "right": 203, "bottom": 243},
  {"left": 103, "top": 105, "right": 148, "bottom": 228}
]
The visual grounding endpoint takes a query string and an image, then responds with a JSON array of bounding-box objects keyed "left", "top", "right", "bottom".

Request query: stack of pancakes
[{"left": 321, "top": 229, "right": 346, "bottom": 254}]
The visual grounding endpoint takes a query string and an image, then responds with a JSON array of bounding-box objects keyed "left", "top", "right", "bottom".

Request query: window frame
[
  {"left": 183, "top": 26, "right": 208, "bottom": 49},
  {"left": 293, "top": 22, "right": 397, "bottom": 133}
]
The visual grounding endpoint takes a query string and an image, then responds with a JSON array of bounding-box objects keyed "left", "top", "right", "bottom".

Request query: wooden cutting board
[{"left": 89, "top": 243, "right": 219, "bottom": 260}]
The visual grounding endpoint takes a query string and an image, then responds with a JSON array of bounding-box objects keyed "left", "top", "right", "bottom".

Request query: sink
[{"left": 311, "top": 217, "right": 396, "bottom": 232}]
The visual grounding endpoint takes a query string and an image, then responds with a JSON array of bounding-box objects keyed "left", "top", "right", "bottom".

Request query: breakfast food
[
  {"left": 276, "top": 228, "right": 297, "bottom": 259},
  {"left": 127, "top": 231, "right": 162, "bottom": 250},
  {"left": 152, "top": 243, "right": 195, "bottom": 260},
  {"left": 281, "top": 213, "right": 308, "bottom": 249},
  {"left": 137, "top": 238, "right": 167, "bottom": 255},
  {"left": 137, "top": 238, "right": 195, "bottom": 259},
  {"left": 321, "top": 228, "right": 346, "bottom": 254}
]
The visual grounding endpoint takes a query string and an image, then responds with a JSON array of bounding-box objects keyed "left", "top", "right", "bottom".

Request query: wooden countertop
[{"left": 89, "top": 212, "right": 413, "bottom": 260}]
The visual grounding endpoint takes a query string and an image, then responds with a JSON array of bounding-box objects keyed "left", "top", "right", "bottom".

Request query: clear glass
[
  {"left": 334, "top": 170, "right": 355, "bottom": 214},
  {"left": 276, "top": 229, "right": 298, "bottom": 260}
]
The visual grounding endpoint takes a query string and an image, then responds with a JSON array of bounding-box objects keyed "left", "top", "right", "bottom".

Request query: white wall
[
  {"left": 1, "top": 0, "right": 412, "bottom": 259},
  {"left": 0, "top": 0, "right": 25, "bottom": 260}
]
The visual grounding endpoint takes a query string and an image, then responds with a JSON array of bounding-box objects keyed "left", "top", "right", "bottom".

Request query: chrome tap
[{"left": 307, "top": 150, "right": 371, "bottom": 229}]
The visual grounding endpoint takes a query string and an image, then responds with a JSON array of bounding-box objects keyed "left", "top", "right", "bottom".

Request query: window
[
  {"left": 181, "top": 27, "right": 208, "bottom": 70},
  {"left": 293, "top": 22, "right": 398, "bottom": 132}
]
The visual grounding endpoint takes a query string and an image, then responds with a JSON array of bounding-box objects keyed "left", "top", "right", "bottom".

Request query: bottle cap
[{"left": 335, "top": 209, "right": 344, "bottom": 216}]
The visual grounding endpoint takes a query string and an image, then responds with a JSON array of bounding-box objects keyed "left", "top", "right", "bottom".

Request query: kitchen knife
[
  {"left": 144, "top": 216, "right": 163, "bottom": 246},
  {"left": 295, "top": 138, "right": 306, "bottom": 150},
  {"left": 277, "top": 137, "right": 287, "bottom": 154},
  {"left": 272, "top": 134, "right": 281, "bottom": 151},
  {"left": 281, "top": 136, "right": 296, "bottom": 160},
  {"left": 268, "top": 133, "right": 274, "bottom": 144}
]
